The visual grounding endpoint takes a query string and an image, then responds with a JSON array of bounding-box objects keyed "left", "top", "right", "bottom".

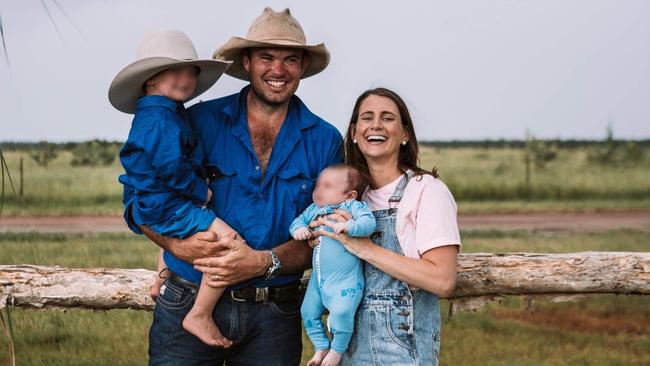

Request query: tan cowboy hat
[
  {"left": 213, "top": 7, "right": 330, "bottom": 81},
  {"left": 109, "top": 29, "right": 232, "bottom": 114}
]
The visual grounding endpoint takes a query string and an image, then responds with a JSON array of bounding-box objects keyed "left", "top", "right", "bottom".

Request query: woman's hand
[
  {"left": 307, "top": 209, "right": 355, "bottom": 248},
  {"left": 312, "top": 209, "right": 374, "bottom": 258},
  {"left": 314, "top": 229, "right": 374, "bottom": 258}
]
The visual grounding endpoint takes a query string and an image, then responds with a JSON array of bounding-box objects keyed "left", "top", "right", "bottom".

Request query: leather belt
[{"left": 167, "top": 271, "right": 301, "bottom": 304}]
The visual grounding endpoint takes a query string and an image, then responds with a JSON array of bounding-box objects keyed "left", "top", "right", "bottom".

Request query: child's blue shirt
[{"left": 119, "top": 95, "right": 209, "bottom": 228}]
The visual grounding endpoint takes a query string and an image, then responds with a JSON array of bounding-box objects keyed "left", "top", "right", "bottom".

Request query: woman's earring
[
  {"left": 353, "top": 139, "right": 357, "bottom": 144},
  {"left": 401, "top": 140, "right": 408, "bottom": 145}
]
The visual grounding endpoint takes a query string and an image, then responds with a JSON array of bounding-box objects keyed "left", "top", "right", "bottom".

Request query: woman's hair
[{"left": 344, "top": 87, "right": 439, "bottom": 189}]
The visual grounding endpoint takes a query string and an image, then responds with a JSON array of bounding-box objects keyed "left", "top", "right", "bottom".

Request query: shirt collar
[
  {"left": 137, "top": 95, "right": 182, "bottom": 112},
  {"left": 223, "top": 85, "right": 319, "bottom": 130}
]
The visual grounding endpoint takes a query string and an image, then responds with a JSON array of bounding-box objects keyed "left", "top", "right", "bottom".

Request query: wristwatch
[{"left": 264, "top": 249, "right": 282, "bottom": 280}]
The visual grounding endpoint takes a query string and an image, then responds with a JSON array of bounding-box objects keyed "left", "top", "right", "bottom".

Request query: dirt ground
[{"left": 0, "top": 211, "right": 648, "bottom": 233}]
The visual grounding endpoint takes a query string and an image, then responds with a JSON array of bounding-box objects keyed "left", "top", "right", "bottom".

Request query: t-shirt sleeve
[{"left": 415, "top": 178, "right": 462, "bottom": 255}]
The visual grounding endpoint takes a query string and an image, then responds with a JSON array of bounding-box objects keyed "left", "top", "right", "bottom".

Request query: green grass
[
  {"left": 1, "top": 151, "right": 123, "bottom": 216},
  {"left": 422, "top": 146, "right": 650, "bottom": 206},
  {"left": 1, "top": 147, "right": 649, "bottom": 215},
  {"left": 1, "top": 230, "right": 648, "bottom": 365},
  {"left": 459, "top": 198, "right": 650, "bottom": 214}
]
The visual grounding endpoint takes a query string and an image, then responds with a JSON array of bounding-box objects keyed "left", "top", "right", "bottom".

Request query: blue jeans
[{"left": 148, "top": 276, "right": 303, "bottom": 365}]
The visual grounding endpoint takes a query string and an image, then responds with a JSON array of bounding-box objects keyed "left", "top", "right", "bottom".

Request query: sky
[{"left": 0, "top": 0, "right": 649, "bottom": 142}]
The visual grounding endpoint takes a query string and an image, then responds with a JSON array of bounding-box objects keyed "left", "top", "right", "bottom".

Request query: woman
[{"left": 314, "top": 87, "right": 461, "bottom": 365}]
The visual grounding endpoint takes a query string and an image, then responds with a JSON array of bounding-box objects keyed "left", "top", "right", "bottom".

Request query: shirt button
[
  {"left": 255, "top": 166, "right": 260, "bottom": 171},
  {"left": 258, "top": 193, "right": 263, "bottom": 198},
  {"left": 301, "top": 184, "right": 307, "bottom": 190}
]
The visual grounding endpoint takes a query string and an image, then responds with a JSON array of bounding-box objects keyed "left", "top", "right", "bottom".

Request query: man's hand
[
  {"left": 192, "top": 233, "right": 272, "bottom": 288},
  {"left": 292, "top": 227, "right": 311, "bottom": 241},
  {"left": 140, "top": 225, "right": 225, "bottom": 264}
]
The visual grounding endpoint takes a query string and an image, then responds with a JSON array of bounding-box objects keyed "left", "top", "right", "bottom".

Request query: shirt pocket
[
  {"left": 206, "top": 164, "right": 239, "bottom": 211},
  {"left": 206, "top": 164, "right": 237, "bottom": 186},
  {"left": 277, "top": 168, "right": 316, "bottom": 210}
]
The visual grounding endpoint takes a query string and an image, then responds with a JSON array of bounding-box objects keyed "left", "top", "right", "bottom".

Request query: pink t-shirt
[{"left": 363, "top": 174, "right": 462, "bottom": 258}]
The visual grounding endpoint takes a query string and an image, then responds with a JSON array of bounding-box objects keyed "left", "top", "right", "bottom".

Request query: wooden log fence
[{"left": 1, "top": 252, "right": 649, "bottom": 314}]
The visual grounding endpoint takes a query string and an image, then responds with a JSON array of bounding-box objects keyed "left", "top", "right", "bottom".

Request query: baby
[
  {"left": 290, "top": 164, "right": 376, "bottom": 366},
  {"left": 110, "top": 29, "right": 234, "bottom": 348}
]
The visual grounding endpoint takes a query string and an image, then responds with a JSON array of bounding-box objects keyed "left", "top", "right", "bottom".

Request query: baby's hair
[{"left": 327, "top": 163, "right": 368, "bottom": 200}]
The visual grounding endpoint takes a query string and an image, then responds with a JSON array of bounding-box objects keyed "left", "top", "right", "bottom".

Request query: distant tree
[
  {"left": 587, "top": 125, "right": 618, "bottom": 165},
  {"left": 30, "top": 141, "right": 59, "bottom": 167},
  {"left": 70, "top": 140, "right": 118, "bottom": 167},
  {"left": 525, "top": 134, "right": 558, "bottom": 169}
]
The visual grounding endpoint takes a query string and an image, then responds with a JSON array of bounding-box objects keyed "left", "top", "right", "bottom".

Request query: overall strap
[{"left": 388, "top": 170, "right": 415, "bottom": 209}]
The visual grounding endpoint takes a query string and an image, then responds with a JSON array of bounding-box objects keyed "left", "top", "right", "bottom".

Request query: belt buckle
[
  {"left": 231, "top": 290, "right": 246, "bottom": 302},
  {"left": 255, "top": 287, "right": 269, "bottom": 302}
]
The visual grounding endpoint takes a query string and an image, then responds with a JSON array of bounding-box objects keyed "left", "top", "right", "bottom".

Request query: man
[{"left": 123, "top": 7, "right": 343, "bottom": 365}]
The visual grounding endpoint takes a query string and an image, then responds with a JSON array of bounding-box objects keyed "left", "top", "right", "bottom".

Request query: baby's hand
[
  {"left": 207, "top": 188, "right": 213, "bottom": 203},
  {"left": 331, "top": 221, "right": 349, "bottom": 234},
  {"left": 292, "top": 227, "right": 311, "bottom": 241}
]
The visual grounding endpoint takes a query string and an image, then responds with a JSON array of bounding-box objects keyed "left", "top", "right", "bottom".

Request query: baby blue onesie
[{"left": 290, "top": 199, "right": 376, "bottom": 353}]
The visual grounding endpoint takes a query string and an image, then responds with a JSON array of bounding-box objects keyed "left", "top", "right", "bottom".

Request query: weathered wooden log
[
  {"left": 1, "top": 252, "right": 649, "bottom": 313},
  {"left": 0, "top": 265, "right": 155, "bottom": 311}
]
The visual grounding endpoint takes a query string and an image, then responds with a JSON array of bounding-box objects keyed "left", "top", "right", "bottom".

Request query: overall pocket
[{"left": 386, "top": 304, "right": 415, "bottom": 351}]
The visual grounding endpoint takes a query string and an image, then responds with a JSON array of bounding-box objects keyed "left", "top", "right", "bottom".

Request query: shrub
[
  {"left": 70, "top": 140, "right": 119, "bottom": 167},
  {"left": 29, "top": 141, "right": 58, "bottom": 167}
]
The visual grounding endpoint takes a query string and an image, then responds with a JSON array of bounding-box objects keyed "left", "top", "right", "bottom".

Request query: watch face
[{"left": 266, "top": 250, "right": 281, "bottom": 280}]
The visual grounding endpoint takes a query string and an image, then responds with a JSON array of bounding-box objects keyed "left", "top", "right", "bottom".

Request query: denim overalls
[{"left": 341, "top": 171, "right": 442, "bottom": 365}]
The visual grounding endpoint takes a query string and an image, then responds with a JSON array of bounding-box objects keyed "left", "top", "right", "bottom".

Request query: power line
[
  {"left": 50, "top": 0, "right": 86, "bottom": 39},
  {"left": 40, "top": 0, "right": 64, "bottom": 41},
  {"left": 0, "top": 12, "right": 9, "bottom": 67}
]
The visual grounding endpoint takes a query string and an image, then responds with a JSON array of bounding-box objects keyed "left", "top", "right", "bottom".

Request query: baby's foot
[
  {"left": 307, "top": 349, "right": 330, "bottom": 366},
  {"left": 321, "top": 350, "right": 342, "bottom": 366},
  {"left": 183, "top": 310, "right": 232, "bottom": 348}
]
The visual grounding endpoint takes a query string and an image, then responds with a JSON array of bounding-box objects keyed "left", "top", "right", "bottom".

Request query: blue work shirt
[
  {"left": 124, "top": 86, "right": 343, "bottom": 288},
  {"left": 119, "top": 95, "right": 209, "bottom": 231}
]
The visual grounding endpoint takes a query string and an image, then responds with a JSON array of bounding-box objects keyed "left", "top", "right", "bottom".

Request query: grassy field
[
  {"left": 0, "top": 144, "right": 648, "bottom": 364},
  {"left": 0, "top": 146, "right": 649, "bottom": 216},
  {"left": 0, "top": 230, "right": 648, "bottom": 365}
]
